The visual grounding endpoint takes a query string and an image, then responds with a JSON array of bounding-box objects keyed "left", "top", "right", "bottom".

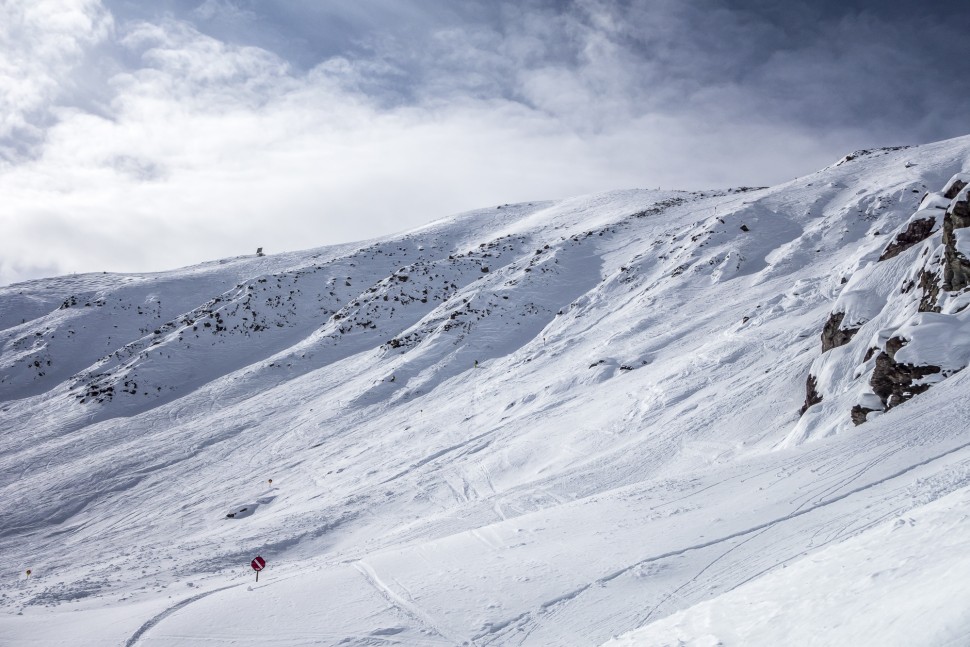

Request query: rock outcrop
[
  {"left": 878, "top": 216, "right": 936, "bottom": 261},
  {"left": 917, "top": 268, "right": 942, "bottom": 313},
  {"left": 942, "top": 173, "right": 968, "bottom": 199},
  {"left": 868, "top": 336, "right": 940, "bottom": 412},
  {"left": 820, "top": 311, "right": 859, "bottom": 352},
  {"left": 798, "top": 171, "right": 970, "bottom": 430},
  {"left": 849, "top": 404, "right": 875, "bottom": 426},
  {"left": 800, "top": 374, "right": 823, "bottom": 415},
  {"left": 942, "top": 186, "right": 970, "bottom": 291}
]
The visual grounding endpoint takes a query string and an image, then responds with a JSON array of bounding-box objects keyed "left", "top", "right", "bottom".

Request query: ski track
[
  {"left": 125, "top": 584, "right": 240, "bottom": 647},
  {"left": 476, "top": 432, "right": 970, "bottom": 643},
  {"left": 354, "top": 560, "right": 457, "bottom": 645}
]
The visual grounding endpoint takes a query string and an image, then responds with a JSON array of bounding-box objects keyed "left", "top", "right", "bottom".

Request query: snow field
[{"left": 2, "top": 136, "right": 970, "bottom": 644}]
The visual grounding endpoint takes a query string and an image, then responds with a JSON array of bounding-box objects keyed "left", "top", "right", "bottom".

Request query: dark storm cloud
[
  {"left": 690, "top": 0, "right": 970, "bottom": 140},
  {"left": 99, "top": 0, "right": 970, "bottom": 142}
]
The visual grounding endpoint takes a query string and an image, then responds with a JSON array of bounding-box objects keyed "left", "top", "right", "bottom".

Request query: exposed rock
[
  {"left": 943, "top": 176, "right": 968, "bottom": 199},
  {"left": 917, "top": 269, "right": 942, "bottom": 313},
  {"left": 869, "top": 336, "right": 940, "bottom": 410},
  {"left": 878, "top": 217, "right": 936, "bottom": 261},
  {"left": 807, "top": 175, "right": 970, "bottom": 431},
  {"left": 820, "top": 311, "right": 859, "bottom": 352},
  {"left": 799, "top": 373, "right": 822, "bottom": 415},
  {"left": 834, "top": 146, "right": 911, "bottom": 167},
  {"left": 941, "top": 193, "right": 970, "bottom": 291},
  {"left": 850, "top": 405, "right": 876, "bottom": 426}
]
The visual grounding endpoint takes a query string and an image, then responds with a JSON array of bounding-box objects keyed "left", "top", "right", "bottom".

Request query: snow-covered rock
[{"left": 796, "top": 165, "right": 970, "bottom": 436}]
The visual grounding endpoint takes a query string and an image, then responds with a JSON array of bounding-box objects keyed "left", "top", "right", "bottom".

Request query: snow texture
[{"left": 3, "top": 135, "right": 970, "bottom": 646}]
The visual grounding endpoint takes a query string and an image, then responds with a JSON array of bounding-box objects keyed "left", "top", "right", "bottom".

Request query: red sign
[{"left": 251, "top": 556, "right": 266, "bottom": 571}]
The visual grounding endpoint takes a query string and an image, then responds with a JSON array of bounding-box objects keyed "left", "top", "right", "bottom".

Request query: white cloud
[
  {"left": 0, "top": 2, "right": 897, "bottom": 286},
  {"left": 0, "top": 0, "right": 113, "bottom": 159}
]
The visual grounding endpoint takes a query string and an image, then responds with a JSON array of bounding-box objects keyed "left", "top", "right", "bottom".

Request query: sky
[{"left": 2, "top": 0, "right": 970, "bottom": 285}]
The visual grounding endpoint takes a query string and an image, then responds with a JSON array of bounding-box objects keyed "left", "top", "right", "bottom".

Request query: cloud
[
  {"left": 0, "top": 0, "right": 113, "bottom": 161},
  {"left": 584, "top": 0, "right": 970, "bottom": 142},
  {"left": 1, "top": 0, "right": 969, "bottom": 286},
  {"left": 191, "top": 0, "right": 257, "bottom": 23}
]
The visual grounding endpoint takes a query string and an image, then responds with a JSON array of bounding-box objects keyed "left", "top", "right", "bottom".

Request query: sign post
[{"left": 251, "top": 556, "right": 266, "bottom": 582}]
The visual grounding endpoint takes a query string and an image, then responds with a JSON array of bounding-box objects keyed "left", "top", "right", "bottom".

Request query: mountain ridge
[{"left": 3, "top": 134, "right": 970, "bottom": 645}]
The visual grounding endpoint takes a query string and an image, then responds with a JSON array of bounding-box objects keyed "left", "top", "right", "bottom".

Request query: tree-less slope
[{"left": 2, "top": 135, "right": 970, "bottom": 646}]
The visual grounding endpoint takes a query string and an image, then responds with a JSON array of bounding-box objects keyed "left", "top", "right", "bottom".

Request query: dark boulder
[
  {"left": 943, "top": 177, "right": 968, "bottom": 200},
  {"left": 850, "top": 404, "right": 876, "bottom": 426},
  {"left": 799, "top": 374, "right": 822, "bottom": 415},
  {"left": 869, "top": 336, "right": 940, "bottom": 411},
  {"left": 878, "top": 217, "right": 936, "bottom": 262},
  {"left": 821, "top": 312, "right": 859, "bottom": 353}
]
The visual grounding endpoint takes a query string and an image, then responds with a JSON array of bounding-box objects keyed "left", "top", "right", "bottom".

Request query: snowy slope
[
  {"left": 604, "top": 449, "right": 970, "bottom": 647},
  {"left": 2, "top": 136, "right": 970, "bottom": 646}
]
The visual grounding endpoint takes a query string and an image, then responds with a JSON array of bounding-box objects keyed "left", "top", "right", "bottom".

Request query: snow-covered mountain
[{"left": 3, "top": 135, "right": 970, "bottom": 646}]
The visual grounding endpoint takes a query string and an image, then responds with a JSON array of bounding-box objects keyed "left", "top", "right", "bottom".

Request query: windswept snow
[
  {"left": 604, "top": 453, "right": 970, "bottom": 647},
  {"left": 3, "top": 135, "right": 970, "bottom": 645}
]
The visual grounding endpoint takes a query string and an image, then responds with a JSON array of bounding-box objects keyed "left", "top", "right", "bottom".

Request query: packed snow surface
[
  {"left": 604, "top": 470, "right": 970, "bottom": 647},
  {"left": 3, "top": 136, "right": 970, "bottom": 645}
]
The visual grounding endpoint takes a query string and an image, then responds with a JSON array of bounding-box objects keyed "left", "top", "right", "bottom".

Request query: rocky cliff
[{"left": 799, "top": 171, "right": 970, "bottom": 430}]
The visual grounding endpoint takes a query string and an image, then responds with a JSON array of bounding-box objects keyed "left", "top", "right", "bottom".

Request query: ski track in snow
[
  {"left": 353, "top": 560, "right": 458, "bottom": 644},
  {"left": 467, "top": 431, "right": 970, "bottom": 643},
  {"left": 640, "top": 437, "right": 970, "bottom": 623},
  {"left": 125, "top": 584, "right": 240, "bottom": 647}
]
